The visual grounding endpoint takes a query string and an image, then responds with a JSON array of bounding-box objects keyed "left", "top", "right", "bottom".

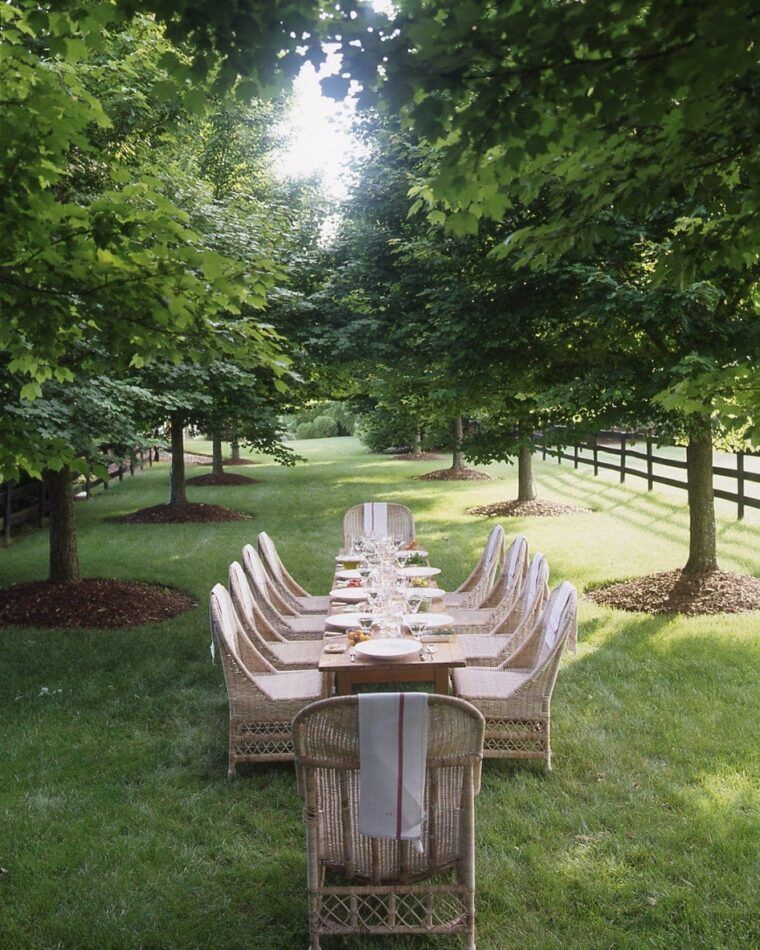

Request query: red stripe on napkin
[{"left": 396, "top": 693, "right": 405, "bottom": 839}]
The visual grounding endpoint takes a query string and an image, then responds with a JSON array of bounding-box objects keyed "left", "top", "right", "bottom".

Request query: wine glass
[
  {"left": 357, "top": 613, "right": 374, "bottom": 636},
  {"left": 405, "top": 590, "right": 424, "bottom": 614},
  {"left": 408, "top": 619, "right": 428, "bottom": 643},
  {"left": 358, "top": 564, "right": 372, "bottom": 586}
]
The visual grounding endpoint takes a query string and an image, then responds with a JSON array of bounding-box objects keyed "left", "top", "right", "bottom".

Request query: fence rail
[
  {"left": 1, "top": 449, "right": 153, "bottom": 546},
  {"left": 534, "top": 431, "right": 760, "bottom": 520}
]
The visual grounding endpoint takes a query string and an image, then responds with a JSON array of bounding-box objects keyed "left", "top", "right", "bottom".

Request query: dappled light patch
[
  {"left": 109, "top": 503, "right": 252, "bottom": 524},
  {"left": 157, "top": 451, "right": 217, "bottom": 465},
  {"left": 392, "top": 452, "right": 445, "bottom": 461},
  {"left": 468, "top": 499, "right": 592, "bottom": 518},
  {"left": 196, "top": 457, "right": 260, "bottom": 466},
  {"left": 587, "top": 570, "right": 760, "bottom": 616},
  {"left": 186, "top": 473, "right": 259, "bottom": 486},
  {"left": 417, "top": 467, "right": 491, "bottom": 481},
  {"left": 0, "top": 578, "right": 195, "bottom": 629}
]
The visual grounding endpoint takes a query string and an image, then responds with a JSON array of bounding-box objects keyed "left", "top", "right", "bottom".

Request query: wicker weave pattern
[
  {"left": 258, "top": 532, "right": 331, "bottom": 614},
  {"left": 342, "top": 503, "right": 416, "bottom": 547},
  {"left": 242, "top": 545, "right": 325, "bottom": 640},
  {"left": 448, "top": 535, "right": 530, "bottom": 630},
  {"left": 210, "top": 584, "right": 328, "bottom": 774},
  {"left": 444, "top": 526, "right": 504, "bottom": 609},
  {"left": 452, "top": 583, "right": 577, "bottom": 768},
  {"left": 293, "top": 695, "right": 484, "bottom": 949}
]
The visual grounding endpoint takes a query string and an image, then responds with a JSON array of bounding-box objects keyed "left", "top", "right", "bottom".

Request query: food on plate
[
  {"left": 410, "top": 577, "right": 430, "bottom": 588},
  {"left": 347, "top": 629, "right": 372, "bottom": 645}
]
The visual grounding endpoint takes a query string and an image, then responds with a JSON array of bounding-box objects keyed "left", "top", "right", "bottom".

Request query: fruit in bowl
[
  {"left": 346, "top": 578, "right": 364, "bottom": 588},
  {"left": 410, "top": 577, "right": 429, "bottom": 588},
  {"left": 347, "top": 629, "right": 372, "bottom": 645}
]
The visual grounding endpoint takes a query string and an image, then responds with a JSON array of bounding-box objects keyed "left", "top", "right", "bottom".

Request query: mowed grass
[{"left": 1, "top": 436, "right": 758, "bottom": 949}]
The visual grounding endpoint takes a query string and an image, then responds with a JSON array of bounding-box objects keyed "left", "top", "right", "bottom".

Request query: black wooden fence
[
  {"left": 534, "top": 431, "right": 760, "bottom": 520},
  {"left": 1, "top": 449, "right": 153, "bottom": 546}
]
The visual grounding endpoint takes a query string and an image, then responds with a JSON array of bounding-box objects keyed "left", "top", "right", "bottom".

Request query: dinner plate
[
  {"left": 402, "top": 613, "right": 454, "bottom": 629},
  {"left": 354, "top": 638, "right": 420, "bottom": 661},
  {"left": 406, "top": 587, "right": 445, "bottom": 600},
  {"left": 324, "top": 613, "right": 372, "bottom": 630},
  {"left": 396, "top": 549, "right": 429, "bottom": 560},
  {"left": 335, "top": 569, "right": 362, "bottom": 580},
  {"left": 329, "top": 587, "right": 372, "bottom": 602},
  {"left": 400, "top": 566, "right": 441, "bottom": 578},
  {"left": 335, "top": 554, "right": 366, "bottom": 563}
]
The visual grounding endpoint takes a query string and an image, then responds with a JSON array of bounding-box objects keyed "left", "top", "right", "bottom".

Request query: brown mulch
[
  {"left": 392, "top": 452, "right": 445, "bottom": 462},
  {"left": 468, "top": 499, "right": 592, "bottom": 518},
  {"left": 417, "top": 467, "right": 492, "bottom": 481},
  {"left": 0, "top": 578, "right": 196, "bottom": 629},
  {"left": 109, "top": 503, "right": 252, "bottom": 524},
  {"left": 186, "top": 472, "right": 258, "bottom": 487},
  {"left": 587, "top": 569, "right": 760, "bottom": 616}
]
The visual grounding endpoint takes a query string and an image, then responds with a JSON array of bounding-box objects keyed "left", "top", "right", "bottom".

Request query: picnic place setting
[{"left": 210, "top": 501, "right": 577, "bottom": 947}]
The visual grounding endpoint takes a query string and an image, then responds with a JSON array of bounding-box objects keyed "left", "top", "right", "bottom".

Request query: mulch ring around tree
[
  {"left": 468, "top": 499, "right": 592, "bottom": 518},
  {"left": 392, "top": 453, "right": 445, "bottom": 462},
  {"left": 186, "top": 472, "right": 259, "bottom": 487},
  {"left": 587, "top": 569, "right": 760, "bottom": 616},
  {"left": 109, "top": 503, "right": 252, "bottom": 524},
  {"left": 197, "top": 457, "right": 260, "bottom": 466},
  {"left": 157, "top": 451, "right": 216, "bottom": 465},
  {"left": 0, "top": 578, "right": 196, "bottom": 629},
  {"left": 417, "top": 467, "right": 491, "bottom": 481}
]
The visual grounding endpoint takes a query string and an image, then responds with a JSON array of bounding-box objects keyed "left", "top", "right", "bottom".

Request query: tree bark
[
  {"left": 46, "top": 465, "right": 80, "bottom": 584},
  {"left": 169, "top": 412, "right": 187, "bottom": 506},
  {"left": 230, "top": 423, "right": 241, "bottom": 464},
  {"left": 211, "top": 429, "right": 224, "bottom": 476},
  {"left": 413, "top": 428, "right": 422, "bottom": 455},
  {"left": 684, "top": 431, "right": 718, "bottom": 574},
  {"left": 517, "top": 444, "right": 536, "bottom": 502},
  {"left": 452, "top": 415, "right": 464, "bottom": 470}
]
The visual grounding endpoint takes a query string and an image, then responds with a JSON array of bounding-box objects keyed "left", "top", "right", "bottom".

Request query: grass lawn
[{"left": 1, "top": 436, "right": 758, "bottom": 948}]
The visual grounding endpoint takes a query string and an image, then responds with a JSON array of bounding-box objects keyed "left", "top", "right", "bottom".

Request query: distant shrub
[
  {"left": 295, "top": 421, "right": 315, "bottom": 440},
  {"left": 310, "top": 415, "right": 339, "bottom": 438}
]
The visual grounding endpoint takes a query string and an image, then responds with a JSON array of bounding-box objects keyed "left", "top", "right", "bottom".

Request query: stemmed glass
[
  {"left": 358, "top": 563, "right": 372, "bottom": 587},
  {"left": 357, "top": 613, "right": 374, "bottom": 637},
  {"left": 405, "top": 590, "right": 424, "bottom": 615},
  {"left": 408, "top": 618, "right": 428, "bottom": 644}
]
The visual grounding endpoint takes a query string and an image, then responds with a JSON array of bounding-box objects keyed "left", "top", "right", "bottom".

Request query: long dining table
[{"left": 318, "top": 548, "right": 465, "bottom": 695}]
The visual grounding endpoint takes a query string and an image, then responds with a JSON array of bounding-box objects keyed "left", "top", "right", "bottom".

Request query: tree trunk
[
  {"left": 169, "top": 412, "right": 187, "bottom": 506},
  {"left": 211, "top": 429, "right": 224, "bottom": 476},
  {"left": 230, "top": 423, "right": 241, "bottom": 464},
  {"left": 413, "top": 428, "right": 422, "bottom": 455},
  {"left": 452, "top": 415, "right": 464, "bottom": 470},
  {"left": 684, "top": 431, "right": 718, "bottom": 574},
  {"left": 46, "top": 465, "right": 80, "bottom": 584},
  {"left": 517, "top": 444, "right": 536, "bottom": 502}
]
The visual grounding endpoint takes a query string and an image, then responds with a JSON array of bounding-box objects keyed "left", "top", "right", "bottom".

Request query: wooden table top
[{"left": 319, "top": 638, "right": 464, "bottom": 674}]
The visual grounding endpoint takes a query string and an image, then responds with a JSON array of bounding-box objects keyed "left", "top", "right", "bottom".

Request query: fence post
[
  {"left": 129, "top": 458, "right": 135, "bottom": 476},
  {"left": 574, "top": 444, "right": 579, "bottom": 469},
  {"left": 542, "top": 439, "right": 546, "bottom": 461},
  {"left": 620, "top": 433, "right": 627, "bottom": 483},
  {"left": 85, "top": 466, "right": 92, "bottom": 499},
  {"left": 557, "top": 443, "right": 561, "bottom": 465},
  {"left": 737, "top": 452, "right": 745, "bottom": 520},
  {"left": 4, "top": 481, "right": 12, "bottom": 546},
  {"left": 646, "top": 438, "right": 654, "bottom": 491},
  {"left": 117, "top": 462, "right": 124, "bottom": 482},
  {"left": 593, "top": 436, "right": 599, "bottom": 476},
  {"left": 38, "top": 480, "right": 45, "bottom": 527}
]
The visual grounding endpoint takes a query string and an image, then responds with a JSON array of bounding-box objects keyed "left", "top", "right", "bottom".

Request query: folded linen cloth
[
  {"left": 358, "top": 692, "right": 428, "bottom": 849},
  {"left": 363, "top": 502, "right": 388, "bottom": 540}
]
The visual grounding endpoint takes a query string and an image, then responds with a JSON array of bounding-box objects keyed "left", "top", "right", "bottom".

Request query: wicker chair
[
  {"left": 209, "top": 584, "right": 328, "bottom": 775},
  {"left": 242, "top": 545, "right": 326, "bottom": 640},
  {"left": 292, "top": 694, "right": 485, "bottom": 949},
  {"left": 443, "top": 526, "right": 505, "bottom": 609},
  {"left": 456, "top": 554, "right": 550, "bottom": 666},
  {"left": 258, "top": 531, "right": 331, "bottom": 615},
  {"left": 451, "top": 582, "right": 577, "bottom": 768},
  {"left": 228, "top": 562, "right": 324, "bottom": 670},
  {"left": 447, "top": 533, "right": 528, "bottom": 628},
  {"left": 343, "top": 502, "right": 415, "bottom": 548}
]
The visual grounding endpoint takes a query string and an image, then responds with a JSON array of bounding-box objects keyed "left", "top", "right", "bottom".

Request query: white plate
[
  {"left": 324, "top": 613, "right": 372, "bottom": 630},
  {"left": 406, "top": 587, "right": 445, "bottom": 600},
  {"left": 354, "top": 638, "right": 420, "bottom": 661},
  {"left": 396, "top": 549, "right": 429, "bottom": 560},
  {"left": 335, "top": 569, "right": 362, "bottom": 580},
  {"left": 330, "top": 587, "right": 372, "bottom": 602},
  {"left": 400, "top": 566, "right": 441, "bottom": 579},
  {"left": 335, "top": 554, "right": 366, "bottom": 563},
  {"left": 402, "top": 613, "right": 454, "bottom": 629}
]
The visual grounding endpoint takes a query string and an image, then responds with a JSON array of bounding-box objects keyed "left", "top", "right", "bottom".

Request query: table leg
[
  {"left": 334, "top": 673, "right": 353, "bottom": 696},
  {"left": 434, "top": 667, "right": 450, "bottom": 695}
]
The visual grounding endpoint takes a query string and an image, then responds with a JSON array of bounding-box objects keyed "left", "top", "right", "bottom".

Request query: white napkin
[
  {"left": 363, "top": 502, "right": 388, "bottom": 540},
  {"left": 358, "top": 692, "right": 428, "bottom": 850}
]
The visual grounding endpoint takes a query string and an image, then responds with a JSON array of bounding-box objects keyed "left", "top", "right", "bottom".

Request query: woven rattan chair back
[
  {"left": 258, "top": 531, "right": 311, "bottom": 601},
  {"left": 502, "top": 581, "right": 577, "bottom": 672},
  {"left": 293, "top": 694, "right": 484, "bottom": 948},
  {"left": 492, "top": 552, "right": 550, "bottom": 642},
  {"left": 342, "top": 502, "right": 416, "bottom": 547},
  {"left": 455, "top": 525, "right": 505, "bottom": 595}
]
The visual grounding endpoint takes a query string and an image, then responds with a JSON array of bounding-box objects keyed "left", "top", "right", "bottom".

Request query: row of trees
[{"left": 1, "top": 4, "right": 326, "bottom": 584}]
